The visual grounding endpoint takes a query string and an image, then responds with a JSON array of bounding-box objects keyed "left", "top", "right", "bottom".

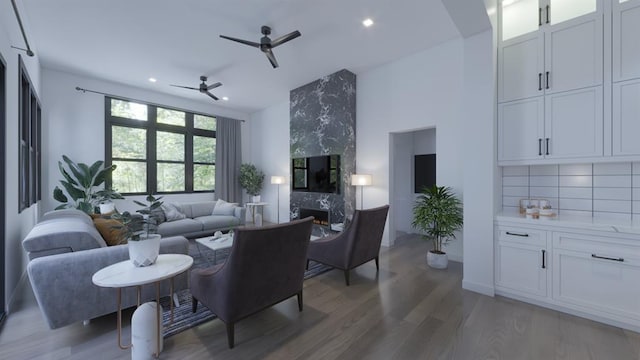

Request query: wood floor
[{"left": 1, "top": 234, "right": 639, "bottom": 359}]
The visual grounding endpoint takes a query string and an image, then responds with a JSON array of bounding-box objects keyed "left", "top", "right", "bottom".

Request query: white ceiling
[{"left": 22, "top": 0, "right": 462, "bottom": 114}]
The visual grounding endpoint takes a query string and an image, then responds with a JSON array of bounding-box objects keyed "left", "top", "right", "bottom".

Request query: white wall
[
  {"left": 391, "top": 132, "right": 414, "bottom": 233},
  {"left": 247, "top": 101, "right": 290, "bottom": 223},
  {"left": 461, "top": 29, "right": 497, "bottom": 296},
  {"left": 1, "top": 0, "right": 43, "bottom": 311},
  {"left": 41, "top": 68, "right": 250, "bottom": 214},
  {"left": 358, "top": 39, "right": 465, "bottom": 250}
]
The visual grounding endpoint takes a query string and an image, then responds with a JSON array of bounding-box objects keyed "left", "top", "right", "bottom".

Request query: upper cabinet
[
  {"left": 613, "top": 0, "right": 640, "bottom": 82},
  {"left": 499, "top": 0, "right": 602, "bottom": 103}
]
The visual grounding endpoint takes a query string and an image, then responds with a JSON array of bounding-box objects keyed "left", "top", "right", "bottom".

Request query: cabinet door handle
[
  {"left": 539, "top": 7, "right": 543, "bottom": 26},
  {"left": 591, "top": 254, "right": 624, "bottom": 262},
  {"left": 542, "top": 249, "right": 546, "bottom": 269},
  {"left": 506, "top": 231, "right": 529, "bottom": 237},
  {"left": 546, "top": 5, "right": 550, "bottom": 24},
  {"left": 545, "top": 71, "right": 550, "bottom": 89},
  {"left": 545, "top": 138, "right": 550, "bottom": 155},
  {"left": 538, "top": 138, "right": 542, "bottom": 156},
  {"left": 538, "top": 73, "right": 542, "bottom": 91}
]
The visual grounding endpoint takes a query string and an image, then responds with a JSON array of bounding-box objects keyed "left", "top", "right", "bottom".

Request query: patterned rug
[{"left": 159, "top": 240, "right": 332, "bottom": 338}]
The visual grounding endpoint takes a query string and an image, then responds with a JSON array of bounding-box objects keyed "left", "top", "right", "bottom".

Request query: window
[
  {"left": 18, "top": 55, "right": 41, "bottom": 212},
  {"left": 106, "top": 97, "right": 217, "bottom": 194}
]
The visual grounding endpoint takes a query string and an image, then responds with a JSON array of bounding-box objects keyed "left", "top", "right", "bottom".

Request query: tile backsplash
[{"left": 502, "top": 163, "right": 640, "bottom": 220}]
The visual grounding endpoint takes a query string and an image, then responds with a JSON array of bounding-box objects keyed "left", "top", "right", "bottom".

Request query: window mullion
[
  {"left": 148, "top": 105, "right": 157, "bottom": 194},
  {"left": 186, "top": 112, "right": 194, "bottom": 192}
]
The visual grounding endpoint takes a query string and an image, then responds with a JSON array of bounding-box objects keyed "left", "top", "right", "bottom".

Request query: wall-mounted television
[
  {"left": 291, "top": 155, "right": 340, "bottom": 194},
  {"left": 414, "top": 154, "right": 436, "bottom": 193}
]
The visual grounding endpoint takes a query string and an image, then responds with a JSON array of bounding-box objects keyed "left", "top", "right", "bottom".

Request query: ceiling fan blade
[
  {"left": 271, "top": 30, "right": 301, "bottom": 48},
  {"left": 207, "top": 82, "right": 222, "bottom": 90},
  {"left": 170, "top": 85, "right": 200, "bottom": 91},
  {"left": 204, "top": 91, "right": 219, "bottom": 101},
  {"left": 219, "top": 35, "right": 260, "bottom": 48},
  {"left": 264, "top": 48, "right": 279, "bottom": 68}
]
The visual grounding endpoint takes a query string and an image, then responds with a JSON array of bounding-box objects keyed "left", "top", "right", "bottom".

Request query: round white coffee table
[{"left": 92, "top": 254, "right": 193, "bottom": 359}]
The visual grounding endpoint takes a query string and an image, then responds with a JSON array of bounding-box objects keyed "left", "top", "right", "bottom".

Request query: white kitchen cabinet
[
  {"left": 544, "top": 86, "right": 603, "bottom": 159},
  {"left": 552, "top": 232, "right": 640, "bottom": 323},
  {"left": 499, "top": 0, "right": 602, "bottom": 103},
  {"left": 498, "top": 97, "right": 544, "bottom": 162},
  {"left": 613, "top": 79, "right": 640, "bottom": 156},
  {"left": 613, "top": 0, "right": 640, "bottom": 82},
  {"left": 498, "top": 86, "right": 603, "bottom": 162},
  {"left": 495, "top": 226, "right": 548, "bottom": 298}
]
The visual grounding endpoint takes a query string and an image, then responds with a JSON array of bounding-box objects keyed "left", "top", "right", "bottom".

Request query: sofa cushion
[
  {"left": 93, "top": 218, "right": 126, "bottom": 246},
  {"left": 186, "top": 202, "right": 217, "bottom": 218},
  {"left": 212, "top": 199, "right": 238, "bottom": 216},
  {"left": 162, "top": 203, "right": 186, "bottom": 222},
  {"left": 23, "top": 217, "right": 107, "bottom": 260},
  {"left": 157, "top": 218, "right": 203, "bottom": 237},
  {"left": 196, "top": 215, "right": 241, "bottom": 231}
]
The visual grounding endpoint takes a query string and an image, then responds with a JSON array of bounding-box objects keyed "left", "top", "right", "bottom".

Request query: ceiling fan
[
  {"left": 170, "top": 76, "right": 222, "bottom": 101},
  {"left": 220, "top": 25, "right": 301, "bottom": 68}
]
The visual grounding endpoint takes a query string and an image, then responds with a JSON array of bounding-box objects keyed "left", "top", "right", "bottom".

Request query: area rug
[{"left": 160, "top": 240, "right": 332, "bottom": 338}]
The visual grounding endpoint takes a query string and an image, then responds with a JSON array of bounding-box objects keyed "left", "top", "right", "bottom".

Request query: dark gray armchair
[
  {"left": 307, "top": 205, "right": 390, "bottom": 286},
  {"left": 190, "top": 217, "right": 313, "bottom": 348}
]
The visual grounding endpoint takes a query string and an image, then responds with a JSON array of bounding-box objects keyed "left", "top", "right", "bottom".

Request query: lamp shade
[
  {"left": 351, "top": 174, "right": 372, "bottom": 186},
  {"left": 271, "top": 175, "right": 286, "bottom": 185}
]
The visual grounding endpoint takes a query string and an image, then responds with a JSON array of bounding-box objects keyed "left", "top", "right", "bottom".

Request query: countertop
[{"left": 496, "top": 209, "right": 640, "bottom": 235}]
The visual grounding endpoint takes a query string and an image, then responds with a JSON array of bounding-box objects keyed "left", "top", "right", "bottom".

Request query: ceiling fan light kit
[{"left": 220, "top": 25, "right": 301, "bottom": 68}]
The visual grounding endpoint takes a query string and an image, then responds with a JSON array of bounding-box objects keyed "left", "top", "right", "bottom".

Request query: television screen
[
  {"left": 414, "top": 154, "right": 436, "bottom": 193},
  {"left": 292, "top": 155, "right": 340, "bottom": 194}
]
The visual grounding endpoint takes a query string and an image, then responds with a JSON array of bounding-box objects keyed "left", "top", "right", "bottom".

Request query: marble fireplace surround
[{"left": 289, "top": 69, "right": 356, "bottom": 235}]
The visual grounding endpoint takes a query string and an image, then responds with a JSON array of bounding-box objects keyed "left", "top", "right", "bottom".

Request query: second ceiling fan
[
  {"left": 170, "top": 76, "right": 222, "bottom": 101},
  {"left": 220, "top": 25, "right": 301, "bottom": 68}
]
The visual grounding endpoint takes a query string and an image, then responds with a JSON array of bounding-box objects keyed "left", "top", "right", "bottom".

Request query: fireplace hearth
[{"left": 299, "top": 208, "right": 330, "bottom": 227}]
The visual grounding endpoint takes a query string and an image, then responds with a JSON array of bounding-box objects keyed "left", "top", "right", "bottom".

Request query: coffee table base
[{"left": 132, "top": 302, "right": 163, "bottom": 360}]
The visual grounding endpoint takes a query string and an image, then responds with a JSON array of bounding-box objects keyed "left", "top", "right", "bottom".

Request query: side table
[
  {"left": 246, "top": 202, "right": 267, "bottom": 226},
  {"left": 92, "top": 254, "right": 193, "bottom": 359}
]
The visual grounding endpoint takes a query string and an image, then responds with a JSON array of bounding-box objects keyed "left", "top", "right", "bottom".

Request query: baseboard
[{"left": 462, "top": 279, "right": 495, "bottom": 297}]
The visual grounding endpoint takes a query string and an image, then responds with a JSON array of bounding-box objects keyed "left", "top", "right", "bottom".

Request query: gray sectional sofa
[
  {"left": 157, "top": 201, "right": 246, "bottom": 238},
  {"left": 22, "top": 209, "right": 189, "bottom": 329}
]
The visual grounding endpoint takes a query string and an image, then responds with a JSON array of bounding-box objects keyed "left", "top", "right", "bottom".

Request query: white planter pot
[
  {"left": 252, "top": 195, "right": 261, "bottom": 203},
  {"left": 129, "top": 234, "right": 161, "bottom": 267},
  {"left": 427, "top": 251, "right": 448, "bottom": 269},
  {"left": 99, "top": 202, "right": 116, "bottom": 214}
]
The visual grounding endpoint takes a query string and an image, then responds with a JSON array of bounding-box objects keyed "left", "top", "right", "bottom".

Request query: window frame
[
  {"left": 105, "top": 96, "right": 217, "bottom": 195},
  {"left": 18, "top": 55, "right": 41, "bottom": 212}
]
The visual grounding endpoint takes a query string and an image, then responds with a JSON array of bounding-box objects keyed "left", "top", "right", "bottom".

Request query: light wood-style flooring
[{"left": 1, "top": 234, "right": 639, "bottom": 359}]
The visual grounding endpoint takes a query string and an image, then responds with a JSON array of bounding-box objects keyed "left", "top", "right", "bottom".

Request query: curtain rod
[
  {"left": 75, "top": 86, "right": 245, "bottom": 122},
  {"left": 11, "top": 0, "right": 34, "bottom": 57}
]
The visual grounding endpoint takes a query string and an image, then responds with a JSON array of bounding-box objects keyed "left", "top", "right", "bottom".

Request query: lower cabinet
[
  {"left": 495, "top": 221, "right": 640, "bottom": 331},
  {"left": 495, "top": 226, "right": 548, "bottom": 298}
]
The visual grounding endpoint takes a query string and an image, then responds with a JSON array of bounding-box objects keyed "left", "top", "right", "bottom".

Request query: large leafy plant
[
  {"left": 412, "top": 185, "right": 463, "bottom": 254},
  {"left": 239, "top": 164, "right": 265, "bottom": 196},
  {"left": 111, "top": 194, "right": 163, "bottom": 241},
  {"left": 53, "top": 155, "right": 123, "bottom": 214}
]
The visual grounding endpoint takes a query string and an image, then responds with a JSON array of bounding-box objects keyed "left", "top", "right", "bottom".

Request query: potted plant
[
  {"left": 412, "top": 185, "right": 463, "bottom": 269},
  {"left": 111, "top": 194, "right": 164, "bottom": 267},
  {"left": 239, "top": 164, "right": 265, "bottom": 203},
  {"left": 53, "top": 155, "right": 123, "bottom": 214}
]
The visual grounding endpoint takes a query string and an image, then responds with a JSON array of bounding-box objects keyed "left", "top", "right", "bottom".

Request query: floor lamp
[
  {"left": 271, "top": 176, "right": 285, "bottom": 223},
  {"left": 351, "top": 174, "right": 372, "bottom": 210}
]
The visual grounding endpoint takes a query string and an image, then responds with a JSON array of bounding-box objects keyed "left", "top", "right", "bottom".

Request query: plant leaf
[
  {"left": 89, "top": 160, "right": 104, "bottom": 179},
  {"left": 60, "top": 180, "right": 85, "bottom": 201},
  {"left": 62, "top": 155, "right": 87, "bottom": 189},
  {"left": 77, "top": 163, "right": 92, "bottom": 188},
  {"left": 53, "top": 186, "right": 68, "bottom": 203},
  {"left": 58, "top": 161, "right": 79, "bottom": 186},
  {"left": 92, "top": 165, "right": 116, "bottom": 187}
]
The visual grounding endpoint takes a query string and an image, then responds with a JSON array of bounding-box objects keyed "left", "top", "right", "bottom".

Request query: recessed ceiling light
[
  {"left": 222, "top": 96, "right": 229, "bottom": 101},
  {"left": 148, "top": 77, "right": 157, "bottom": 83},
  {"left": 362, "top": 18, "right": 374, "bottom": 27}
]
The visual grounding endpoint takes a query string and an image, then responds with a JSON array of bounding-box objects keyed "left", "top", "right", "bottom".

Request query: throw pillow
[
  {"left": 162, "top": 203, "right": 186, "bottom": 222},
  {"left": 212, "top": 199, "right": 238, "bottom": 216},
  {"left": 93, "top": 218, "right": 127, "bottom": 246}
]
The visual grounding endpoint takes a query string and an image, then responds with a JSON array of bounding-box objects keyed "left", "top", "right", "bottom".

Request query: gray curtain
[{"left": 214, "top": 117, "right": 242, "bottom": 203}]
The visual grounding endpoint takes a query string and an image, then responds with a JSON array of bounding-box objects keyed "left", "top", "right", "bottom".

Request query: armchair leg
[
  {"left": 297, "top": 291, "right": 303, "bottom": 312},
  {"left": 344, "top": 270, "right": 350, "bottom": 286},
  {"left": 226, "top": 323, "right": 235, "bottom": 349},
  {"left": 375, "top": 256, "right": 379, "bottom": 271},
  {"left": 192, "top": 296, "right": 198, "bottom": 313},
  {"left": 306, "top": 259, "right": 309, "bottom": 270}
]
